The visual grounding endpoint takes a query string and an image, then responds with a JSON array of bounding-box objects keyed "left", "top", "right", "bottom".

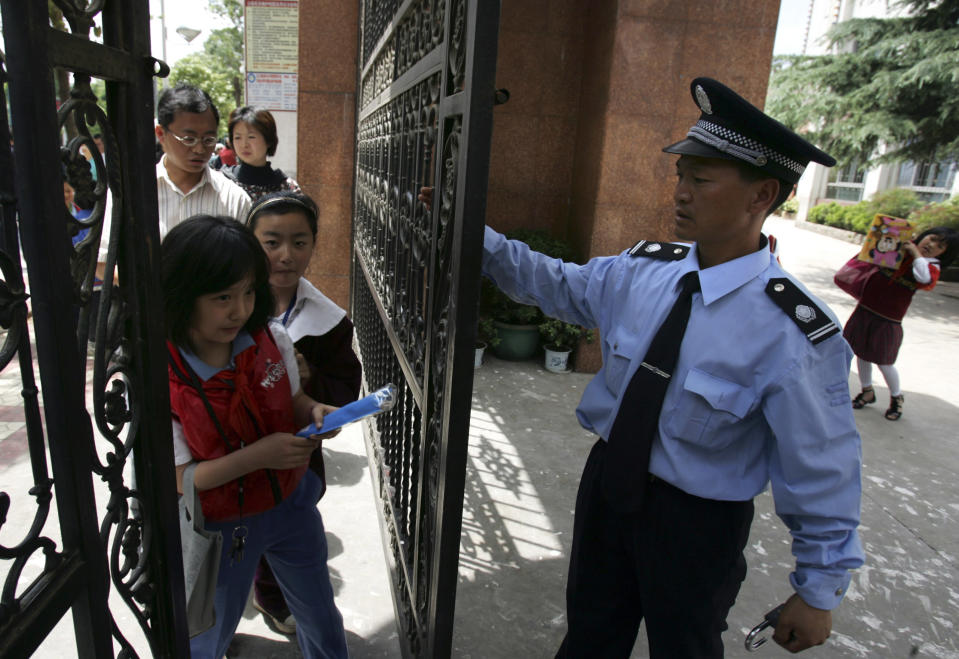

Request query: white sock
[
  {"left": 878, "top": 364, "right": 901, "bottom": 397},
  {"left": 857, "top": 359, "right": 873, "bottom": 389}
]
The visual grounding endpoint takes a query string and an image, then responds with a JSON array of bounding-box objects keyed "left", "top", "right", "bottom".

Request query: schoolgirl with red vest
[
  {"left": 844, "top": 226, "right": 959, "bottom": 421},
  {"left": 244, "top": 190, "right": 364, "bottom": 632},
  {"left": 162, "top": 215, "right": 348, "bottom": 659}
]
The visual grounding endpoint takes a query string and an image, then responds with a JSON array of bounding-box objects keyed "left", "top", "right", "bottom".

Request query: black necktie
[{"left": 602, "top": 270, "right": 701, "bottom": 512}]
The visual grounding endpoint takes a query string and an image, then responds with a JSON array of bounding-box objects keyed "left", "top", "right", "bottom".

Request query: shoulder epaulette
[
  {"left": 628, "top": 240, "right": 690, "bottom": 260},
  {"left": 765, "top": 278, "right": 838, "bottom": 345}
]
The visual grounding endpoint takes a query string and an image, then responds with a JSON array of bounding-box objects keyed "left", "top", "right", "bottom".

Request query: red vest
[
  {"left": 168, "top": 328, "right": 306, "bottom": 521},
  {"left": 860, "top": 255, "right": 939, "bottom": 322}
]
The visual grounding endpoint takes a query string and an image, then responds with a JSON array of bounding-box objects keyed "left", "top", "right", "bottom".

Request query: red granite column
[
  {"left": 573, "top": 0, "right": 780, "bottom": 371},
  {"left": 296, "top": 2, "right": 359, "bottom": 309}
]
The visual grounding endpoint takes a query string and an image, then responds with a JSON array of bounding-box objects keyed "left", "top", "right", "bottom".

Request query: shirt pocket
[
  {"left": 603, "top": 338, "right": 632, "bottom": 395},
  {"left": 666, "top": 368, "right": 757, "bottom": 450}
]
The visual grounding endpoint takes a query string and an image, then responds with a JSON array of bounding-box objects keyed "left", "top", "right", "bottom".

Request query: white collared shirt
[
  {"left": 277, "top": 277, "right": 347, "bottom": 342},
  {"left": 97, "top": 157, "right": 253, "bottom": 261},
  {"left": 155, "top": 156, "right": 252, "bottom": 238}
]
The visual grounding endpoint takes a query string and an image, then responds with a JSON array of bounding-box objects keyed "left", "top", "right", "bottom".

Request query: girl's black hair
[
  {"left": 161, "top": 215, "right": 274, "bottom": 348},
  {"left": 245, "top": 190, "right": 319, "bottom": 237},
  {"left": 914, "top": 226, "right": 959, "bottom": 269}
]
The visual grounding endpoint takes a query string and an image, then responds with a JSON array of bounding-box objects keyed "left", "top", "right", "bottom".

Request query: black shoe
[
  {"left": 851, "top": 387, "right": 876, "bottom": 409},
  {"left": 885, "top": 394, "right": 904, "bottom": 421}
]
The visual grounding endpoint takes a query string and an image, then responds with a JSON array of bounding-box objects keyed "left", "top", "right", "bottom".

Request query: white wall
[{"left": 270, "top": 110, "right": 298, "bottom": 180}]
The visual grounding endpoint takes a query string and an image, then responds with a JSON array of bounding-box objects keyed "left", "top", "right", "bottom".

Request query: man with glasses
[
  {"left": 98, "top": 84, "right": 251, "bottom": 287},
  {"left": 154, "top": 83, "right": 250, "bottom": 236}
]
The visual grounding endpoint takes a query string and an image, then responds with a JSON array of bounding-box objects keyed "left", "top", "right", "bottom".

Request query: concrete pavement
[{"left": 2, "top": 214, "right": 958, "bottom": 657}]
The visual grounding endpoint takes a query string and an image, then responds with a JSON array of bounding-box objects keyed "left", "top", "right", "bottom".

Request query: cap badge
[
  {"left": 645, "top": 243, "right": 662, "bottom": 253},
  {"left": 795, "top": 304, "right": 816, "bottom": 323},
  {"left": 694, "top": 85, "right": 712, "bottom": 114}
]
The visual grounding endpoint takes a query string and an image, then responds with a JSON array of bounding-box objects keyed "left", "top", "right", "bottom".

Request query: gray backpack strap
[{"left": 182, "top": 462, "right": 205, "bottom": 533}]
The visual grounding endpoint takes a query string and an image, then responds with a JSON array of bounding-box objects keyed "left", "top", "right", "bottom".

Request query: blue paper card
[{"left": 297, "top": 383, "right": 397, "bottom": 436}]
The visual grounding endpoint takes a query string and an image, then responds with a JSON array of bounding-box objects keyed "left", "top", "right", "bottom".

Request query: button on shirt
[{"left": 481, "top": 225, "right": 864, "bottom": 610}]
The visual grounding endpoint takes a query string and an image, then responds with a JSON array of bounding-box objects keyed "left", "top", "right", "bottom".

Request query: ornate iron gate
[
  {"left": 351, "top": 0, "right": 500, "bottom": 656},
  {"left": 0, "top": 1, "right": 187, "bottom": 656}
]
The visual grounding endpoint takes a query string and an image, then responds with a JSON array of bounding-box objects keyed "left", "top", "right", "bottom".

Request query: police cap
[{"left": 662, "top": 77, "right": 835, "bottom": 184}]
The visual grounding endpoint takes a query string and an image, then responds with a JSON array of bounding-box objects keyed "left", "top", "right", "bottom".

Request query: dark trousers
[
  {"left": 556, "top": 439, "right": 754, "bottom": 659},
  {"left": 255, "top": 452, "right": 328, "bottom": 613}
]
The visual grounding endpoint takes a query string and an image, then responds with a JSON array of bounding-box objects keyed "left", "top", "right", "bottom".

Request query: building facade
[{"left": 793, "top": 0, "right": 958, "bottom": 221}]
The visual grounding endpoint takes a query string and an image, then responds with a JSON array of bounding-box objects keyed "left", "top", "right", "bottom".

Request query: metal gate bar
[
  {"left": 0, "top": 0, "right": 187, "bottom": 655},
  {"left": 351, "top": 0, "right": 500, "bottom": 656}
]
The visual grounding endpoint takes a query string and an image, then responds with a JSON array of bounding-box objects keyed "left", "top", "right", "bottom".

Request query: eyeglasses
[{"left": 165, "top": 131, "right": 218, "bottom": 149}]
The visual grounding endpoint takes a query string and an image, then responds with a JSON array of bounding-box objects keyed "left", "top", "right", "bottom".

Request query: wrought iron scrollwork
[
  {"left": 0, "top": 50, "right": 61, "bottom": 639},
  {"left": 352, "top": 0, "right": 500, "bottom": 655},
  {"left": 56, "top": 66, "right": 155, "bottom": 656},
  {"left": 0, "top": 0, "right": 186, "bottom": 654},
  {"left": 0, "top": 244, "right": 60, "bottom": 633},
  {"left": 360, "top": 0, "right": 447, "bottom": 111}
]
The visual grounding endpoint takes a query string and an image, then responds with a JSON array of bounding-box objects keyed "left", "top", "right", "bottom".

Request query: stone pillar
[
  {"left": 296, "top": 1, "right": 359, "bottom": 309},
  {"left": 485, "top": 0, "right": 588, "bottom": 237},
  {"left": 573, "top": 1, "right": 780, "bottom": 371}
]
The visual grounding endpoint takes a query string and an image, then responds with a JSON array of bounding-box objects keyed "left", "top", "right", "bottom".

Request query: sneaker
[{"left": 253, "top": 597, "right": 297, "bottom": 634}]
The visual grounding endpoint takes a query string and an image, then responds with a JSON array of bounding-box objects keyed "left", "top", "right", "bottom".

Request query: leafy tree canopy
[
  {"left": 168, "top": 53, "right": 235, "bottom": 136},
  {"left": 164, "top": 0, "right": 245, "bottom": 133},
  {"left": 208, "top": 0, "right": 243, "bottom": 30},
  {"left": 767, "top": 0, "right": 959, "bottom": 166}
]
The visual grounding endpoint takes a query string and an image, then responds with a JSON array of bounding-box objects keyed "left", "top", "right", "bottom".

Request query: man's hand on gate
[
  {"left": 772, "top": 593, "right": 832, "bottom": 653},
  {"left": 418, "top": 186, "right": 433, "bottom": 211}
]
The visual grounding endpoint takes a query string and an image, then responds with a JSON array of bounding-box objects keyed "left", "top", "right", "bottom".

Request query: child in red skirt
[{"left": 844, "top": 227, "right": 959, "bottom": 420}]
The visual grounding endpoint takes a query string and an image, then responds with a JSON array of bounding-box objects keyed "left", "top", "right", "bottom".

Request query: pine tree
[{"left": 767, "top": 0, "right": 959, "bottom": 166}]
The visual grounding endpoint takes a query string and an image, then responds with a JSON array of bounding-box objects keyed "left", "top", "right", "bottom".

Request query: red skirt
[{"left": 843, "top": 305, "right": 903, "bottom": 365}]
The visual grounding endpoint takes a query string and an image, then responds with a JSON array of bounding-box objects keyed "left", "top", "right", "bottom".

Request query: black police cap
[{"left": 662, "top": 77, "right": 835, "bottom": 184}]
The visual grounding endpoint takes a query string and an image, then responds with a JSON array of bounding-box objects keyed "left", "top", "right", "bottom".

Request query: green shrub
[
  {"left": 476, "top": 316, "right": 501, "bottom": 348},
  {"left": 845, "top": 206, "right": 876, "bottom": 234},
  {"left": 910, "top": 196, "right": 959, "bottom": 232},
  {"left": 807, "top": 188, "right": 926, "bottom": 234},
  {"left": 481, "top": 228, "right": 579, "bottom": 326},
  {"left": 807, "top": 202, "right": 836, "bottom": 225},
  {"left": 862, "top": 188, "right": 923, "bottom": 220},
  {"left": 779, "top": 197, "right": 799, "bottom": 214},
  {"left": 538, "top": 318, "right": 594, "bottom": 352}
]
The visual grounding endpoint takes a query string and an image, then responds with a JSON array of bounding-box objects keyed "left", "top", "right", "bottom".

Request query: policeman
[{"left": 480, "top": 77, "right": 864, "bottom": 657}]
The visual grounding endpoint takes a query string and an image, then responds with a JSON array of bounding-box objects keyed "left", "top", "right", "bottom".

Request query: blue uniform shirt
[{"left": 482, "top": 226, "right": 864, "bottom": 610}]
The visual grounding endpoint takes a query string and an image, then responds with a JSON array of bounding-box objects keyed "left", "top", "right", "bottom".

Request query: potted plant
[
  {"left": 481, "top": 228, "right": 578, "bottom": 361},
  {"left": 538, "top": 317, "right": 594, "bottom": 373},
  {"left": 474, "top": 316, "right": 500, "bottom": 368},
  {"left": 779, "top": 196, "right": 799, "bottom": 219}
]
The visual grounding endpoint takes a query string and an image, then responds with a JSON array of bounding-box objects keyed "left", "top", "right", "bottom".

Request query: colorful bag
[{"left": 833, "top": 256, "right": 877, "bottom": 300}]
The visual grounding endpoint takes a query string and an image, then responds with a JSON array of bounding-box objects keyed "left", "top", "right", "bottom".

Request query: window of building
[
  {"left": 896, "top": 160, "right": 956, "bottom": 202},
  {"left": 825, "top": 160, "right": 865, "bottom": 202}
]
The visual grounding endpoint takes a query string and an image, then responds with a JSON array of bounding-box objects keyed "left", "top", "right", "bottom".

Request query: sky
[
  {"left": 148, "top": 0, "right": 233, "bottom": 66},
  {"left": 773, "top": 0, "right": 812, "bottom": 56}
]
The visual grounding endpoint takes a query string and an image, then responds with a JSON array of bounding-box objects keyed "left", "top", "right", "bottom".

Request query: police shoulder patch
[
  {"left": 765, "top": 278, "right": 838, "bottom": 345},
  {"left": 628, "top": 240, "right": 690, "bottom": 261}
]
